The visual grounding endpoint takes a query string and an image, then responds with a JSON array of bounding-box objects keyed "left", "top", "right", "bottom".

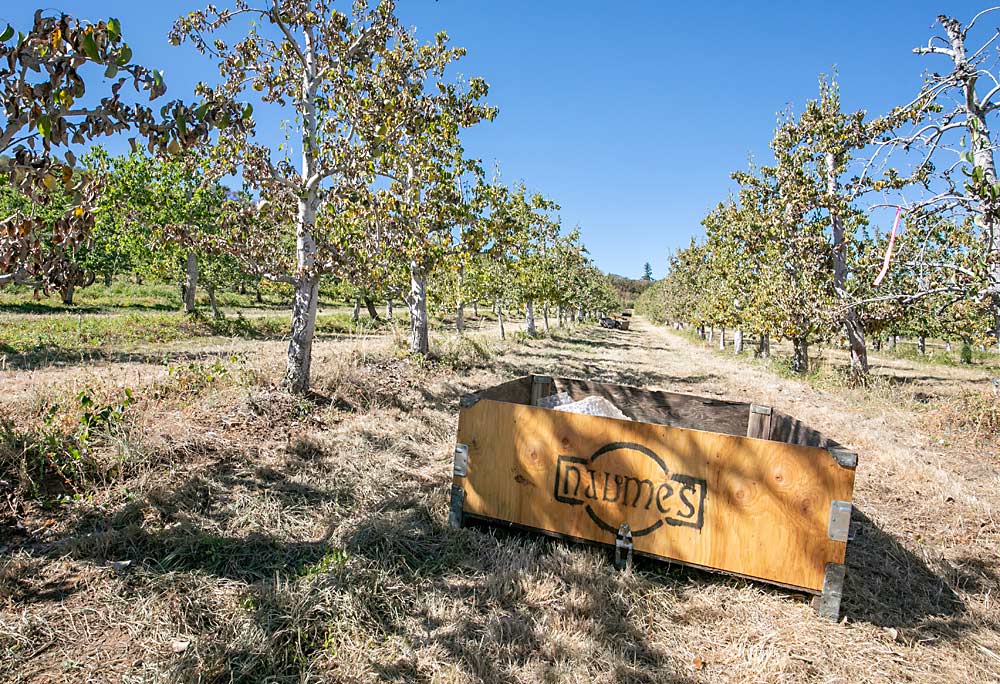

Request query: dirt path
[
  {"left": 2, "top": 317, "right": 997, "bottom": 683},
  {"left": 494, "top": 317, "right": 999, "bottom": 682}
]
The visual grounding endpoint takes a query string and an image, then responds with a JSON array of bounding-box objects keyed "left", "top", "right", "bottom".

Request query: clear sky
[{"left": 2, "top": 1, "right": 992, "bottom": 278}]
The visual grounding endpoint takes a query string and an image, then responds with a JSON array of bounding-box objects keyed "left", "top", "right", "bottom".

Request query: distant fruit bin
[{"left": 449, "top": 375, "right": 858, "bottom": 619}]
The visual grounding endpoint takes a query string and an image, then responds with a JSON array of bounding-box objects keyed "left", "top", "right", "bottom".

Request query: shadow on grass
[{"left": 842, "top": 508, "right": 964, "bottom": 630}]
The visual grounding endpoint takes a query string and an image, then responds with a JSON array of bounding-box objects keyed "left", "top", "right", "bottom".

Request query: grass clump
[
  {"left": 0, "top": 387, "right": 137, "bottom": 506},
  {"left": 929, "top": 386, "right": 1000, "bottom": 444}
]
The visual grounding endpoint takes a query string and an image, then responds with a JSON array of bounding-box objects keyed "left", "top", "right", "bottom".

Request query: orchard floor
[{"left": 1, "top": 316, "right": 998, "bottom": 683}]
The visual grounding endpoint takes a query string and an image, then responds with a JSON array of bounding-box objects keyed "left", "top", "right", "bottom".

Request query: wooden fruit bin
[{"left": 449, "top": 375, "right": 858, "bottom": 619}]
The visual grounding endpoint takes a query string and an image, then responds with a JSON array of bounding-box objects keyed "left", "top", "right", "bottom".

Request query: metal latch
[
  {"left": 453, "top": 443, "right": 469, "bottom": 477},
  {"left": 614, "top": 523, "right": 633, "bottom": 570},
  {"left": 828, "top": 500, "right": 852, "bottom": 543}
]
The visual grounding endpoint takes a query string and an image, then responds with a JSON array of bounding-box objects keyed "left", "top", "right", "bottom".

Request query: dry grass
[{"left": 0, "top": 318, "right": 998, "bottom": 683}]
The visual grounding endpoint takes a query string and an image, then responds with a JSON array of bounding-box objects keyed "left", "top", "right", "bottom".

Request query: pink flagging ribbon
[{"left": 873, "top": 206, "right": 903, "bottom": 287}]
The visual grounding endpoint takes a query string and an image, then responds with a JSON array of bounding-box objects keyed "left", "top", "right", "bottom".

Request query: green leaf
[
  {"left": 36, "top": 115, "right": 51, "bottom": 139},
  {"left": 104, "top": 63, "right": 118, "bottom": 79},
  {"left": 242, "top": 102, "right": 253, "bottom": 120},
  {"left": 82, "top": 33, "right": 101, "bottom": 61},
  {"left": 107, "top": 18, "right": 121, "bottom": 41},
  {"left": 116, "top": 43, "right": 132, "bottom": 66},
  {"left": 0, "top": 25, "right": 13, "bottom": 42}
]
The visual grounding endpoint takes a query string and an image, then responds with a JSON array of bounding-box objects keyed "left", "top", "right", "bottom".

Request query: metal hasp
[
  {"left": 828, "top": 500, "right": 852, "bottom": 543},
  {"left": 812, "top": 563, "right": 847, "bottom": 621},
  {"left": 614, "top": 523, "right": 633, "bottom": 570},
  {"left": 453, "top": 443, "right": 469, "bottom": 477},
  {"left": 448, "top": 485, "right": 465, "bottom": 529},
  {"left": 530, "top": 375, "right": 554, "bottom": 406}
]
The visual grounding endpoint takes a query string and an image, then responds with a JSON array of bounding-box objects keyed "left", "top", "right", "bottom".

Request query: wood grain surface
[{"left": 454, "top": 399, "right": 855, "bottom": 592}]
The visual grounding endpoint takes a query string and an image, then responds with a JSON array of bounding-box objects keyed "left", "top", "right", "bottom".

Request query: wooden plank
[
  {"left": 746, "top": 404, "right": 773, "bottom": 439},
  {"left": 769, "top": 410, "right": 840, "bottom": 448},
  {"left": 454, "top": 400, "right": 855, "bottom": 592},
  {"left": 465, "top": 375, "right": 532, "bottom": 407}
]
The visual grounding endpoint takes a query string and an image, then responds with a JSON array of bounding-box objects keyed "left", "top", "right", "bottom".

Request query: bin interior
[{"left": 470, "top": 375, "right": 839, "bottom": 448}]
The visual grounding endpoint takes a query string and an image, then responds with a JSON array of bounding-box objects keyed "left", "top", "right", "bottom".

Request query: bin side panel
[{"left": 454, "top": 400, "right": 855, "bottom": 593}]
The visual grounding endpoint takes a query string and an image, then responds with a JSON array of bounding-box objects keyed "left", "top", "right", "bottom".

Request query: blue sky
[{"left": 2, "top": 1, "right": 992, "bottom": 278}]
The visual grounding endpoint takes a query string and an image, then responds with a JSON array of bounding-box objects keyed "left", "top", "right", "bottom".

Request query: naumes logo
[{"left": 553, "top": 442, "right": 708, "bottom": 537}]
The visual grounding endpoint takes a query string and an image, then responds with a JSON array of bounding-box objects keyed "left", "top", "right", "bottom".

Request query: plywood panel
[{"left": 454, "top": 400, "right": 855, "bottom": 592}]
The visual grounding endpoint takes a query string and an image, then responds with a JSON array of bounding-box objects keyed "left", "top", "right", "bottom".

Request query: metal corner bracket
[
  {"left": 828, "top": 500, "right": 852, "bottom": 543},
  {"left": 453, "top": 443, "right": 469, "bottom": 477}
]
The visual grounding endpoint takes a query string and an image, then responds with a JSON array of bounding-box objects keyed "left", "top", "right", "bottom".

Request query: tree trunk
[
  {"left": 134, "top": 272, "right": 143, "bottom": 285},
  {"left": 945, "top": 340, "right": 952, "bottom": 352},
  {"left": 473, "top": 301, "right": 478, "bottom": 317},
  {"left": 757, "top": 333, "right": 770, "bottom": 358},
  {"left": 826, "top": 152, "right": 869, "bottom": 376},
  {"left": 408, "top": 262, "right": 429, "bottom": 355},
  {"left": 103, "top": 272, "right": 112, "bottom": 287},
  {"left": 918, "top": 336, "right": 926, "bottom": 355},
  {"left": 497, "top": 302, "right": 505, "bottom": 339},
  {"left": 576, "top": 306, "right": 583, "bottom": 323},
  {"left": 61, "top": 282, "right": 75, "bottom": 306},
  {"left": 707, "top": 327, "right": 714, "bottom": 343},
  {"left": 282, "top": 23, "right": 322, "bottom": 394},
  {"left": 697, "top": 325, "right": 705, "bottom": 340},
  {"left": 255, "top": 281, "right": 263, "bottom": 304},
  {"left": 543, "top": 305, "right": 550, "bottom": 333},
  {"left": 719, "top": 327, "right": 726, "bottom": 350},
  {"left": 386, "top": 299, "right": 394, "bottom": 319},
  {"left": 456, "top": 300, "right": 465, "bottom": 333},
  {"left": 557, "top": 305, "right": 564, "bottom": 327},
  {"left": 525, "top": 301, "right": 537, "bottom": 336},
  {"left": 351, "top": 296, "right": 361, "bottom": 322},
  {"left": 207, "top": 284, "right": 221, "bottom": 319},
  {"left": 363, "top": 297, "right": 379, "bottom": 320},
  {"left": 873, "top": 337, "right": 882, "bottom": 351},
  {"left": 992, "top": 299, "right": 1000, "bottom": 352},
  {"left": 792, "top": 337, "right": 809, "bottom": 373},
  {"left": 891, "top": 335, "right": 897, "bottom": 350},
  {"left": 734, "top": 329, "right": 743, "bottom": 354},
  {"left": 284, "top": 273, "right": 320, "bottom": 393},
  {"left": 182, "top": 250, "right": 199, "bottom": 314}
]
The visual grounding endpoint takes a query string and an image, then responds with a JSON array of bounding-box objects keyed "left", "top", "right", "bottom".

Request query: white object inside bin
[{"left": 537, "top": 391, "right": 631, "bottom": 421}]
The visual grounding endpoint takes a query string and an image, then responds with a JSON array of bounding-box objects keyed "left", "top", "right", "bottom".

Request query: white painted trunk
[
  {"left": 283, "top": 26, "right": 321, "bottom": 394},
  {"left": 408, "top": 262, "right": 429, "bottom": 355},
  {"left": 734, "top": 329, "right": 743, "bottom": 354},
  {"left": 352, "top": 296, "right": 361, "bottom": 322},
  {"left": 284, "top": 272, "right": 319, "bottom": 393},
  {"left": 719, "top": 327, "right": 726, "bottom": 350},
  {"left": 456, "top": 300, "right": 464, "bottom": 333},
  {"left": 525, "top": 301, "right": 537, "bottom": 336}
]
